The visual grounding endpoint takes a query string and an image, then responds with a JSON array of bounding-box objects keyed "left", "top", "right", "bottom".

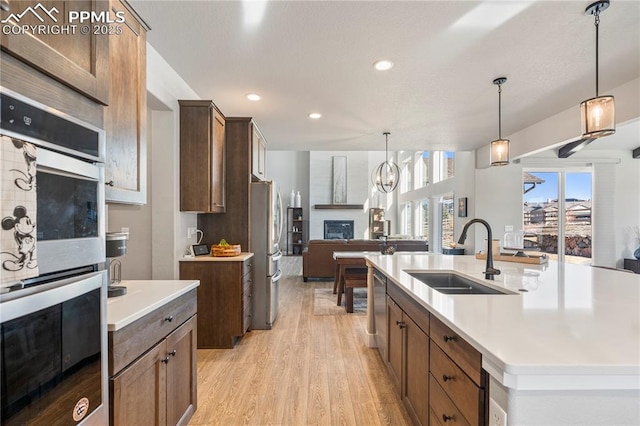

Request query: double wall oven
[{"left": 0, "top": 88, "right": 108, "bottom": 425}]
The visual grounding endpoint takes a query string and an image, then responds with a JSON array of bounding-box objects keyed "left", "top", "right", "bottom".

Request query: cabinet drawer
[
  {"left": 109, "top": 290, "right": 197, "bottom": 376},
  {"left": 429, "top": 375, "right": 470, "bottom": 426},
  {"left": 243, "top": 258, "right": 254, "bottom": 277},
  {"left": 431, "top": 344, "right": 482, "bottom": 424},
  {"left": 430, "top": 316, "right": 481, "bottom": 386}
]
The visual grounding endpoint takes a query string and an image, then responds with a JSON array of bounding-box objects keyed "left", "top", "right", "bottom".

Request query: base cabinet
[
  {"left": 386, "top": 293, "right": 429, "bottom": 426},
  {"left": 179, "top": 257, "right": 253, "bottom": 348},
  {"left": 385, "top": 279, "right": 487, "bottom": 426},
  {"left": 109, "top": 291, "right": 197, "bottom": 426}
]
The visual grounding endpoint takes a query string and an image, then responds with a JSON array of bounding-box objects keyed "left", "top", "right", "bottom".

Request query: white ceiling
[{"left": 130, "top": 0, "right": 640, "bottom": 153}]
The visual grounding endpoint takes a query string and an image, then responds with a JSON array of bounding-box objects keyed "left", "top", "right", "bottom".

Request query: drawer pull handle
[
  {"left": 169, "top": 350, "right": 177, "bottom": 357},
  {"left": 442, "top": 414, "right": 453, "bottom": 423},
  {"left": 443, "top": 374, "right": 453, "bottom": 382},
  {"left": 165, "top": 316, "right": 174, "bottom": 322},
  {"left": 443, "top": 335, "right": 457, "bottom": 342},
  {"left": 161, "top": 356, "right": 170, "bottom": 364}
]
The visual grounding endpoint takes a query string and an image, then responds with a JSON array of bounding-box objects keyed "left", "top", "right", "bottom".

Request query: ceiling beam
[{"left": 557, "top": 138, "right": 595, "bottom": 158}]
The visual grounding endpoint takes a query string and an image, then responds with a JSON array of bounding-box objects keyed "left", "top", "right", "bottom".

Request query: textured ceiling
[{"left": 130, "top": 0, "right": 640, "bottom": 153}]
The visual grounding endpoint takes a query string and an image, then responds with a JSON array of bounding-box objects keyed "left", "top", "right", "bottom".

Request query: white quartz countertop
[
  {"left": 107, "top": 280, "right": 199, "bottom": 331},
  {"left": 179, "top": 252, "right": 254, "bottom": 262},
  {"left": 366, "top": 253, "right": 640, "bottom": 391}
]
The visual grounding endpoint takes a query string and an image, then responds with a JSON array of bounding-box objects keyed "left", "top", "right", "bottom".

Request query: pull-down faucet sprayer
[{"left": 457, "top": 218, "right": 501, "bottom": 280}]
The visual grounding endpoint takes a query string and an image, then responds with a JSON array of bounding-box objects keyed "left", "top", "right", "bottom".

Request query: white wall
[{"left": 107, "top": 43, "right": 200, "bottom": 280}]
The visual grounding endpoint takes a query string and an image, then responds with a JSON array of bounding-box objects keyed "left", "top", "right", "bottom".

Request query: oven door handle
[{"left": 37, "top": 148, "right": 101, "bottom": 181}]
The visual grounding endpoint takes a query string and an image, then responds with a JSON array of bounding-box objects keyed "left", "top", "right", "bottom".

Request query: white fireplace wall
[{"left": 308, "top": 151, "right": 389, "bottom": 240}]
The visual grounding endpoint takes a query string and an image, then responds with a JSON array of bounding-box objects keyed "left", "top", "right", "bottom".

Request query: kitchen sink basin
[{"left": 407, "top": 272, "right": 510, "bottom": 295}]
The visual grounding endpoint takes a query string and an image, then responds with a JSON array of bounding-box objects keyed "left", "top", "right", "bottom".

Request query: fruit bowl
[{"left": 211, "top": 244, "right": 241, "bottom": 257}]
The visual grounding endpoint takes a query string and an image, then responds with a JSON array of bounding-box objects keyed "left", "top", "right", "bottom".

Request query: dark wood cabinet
[
  {"left": 109, "top": 291, "right": 197, "bottom": 426},
  {"left": 252, "top": 125, "right": 267, "bottom": 180},
  {"left": 386, "top": 293, "right": 430, "bottom": 426},
  {"left": 1, "top": 0, "right": 110, "bottom": 105},
  {"left": 179, "top": 100, "right": 226, "bottom": 213},
  {"left": 104, "top": 0, "right": 149, "bottom": 204},
  {"left": 179, "top": 257, "right": 253, "bottom": 348}
]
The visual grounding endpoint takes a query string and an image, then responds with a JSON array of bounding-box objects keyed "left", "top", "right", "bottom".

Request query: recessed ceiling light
[
  {"left": 246, "top": 93, "right": 261, "bottom": 101},
  {"left": 373, "top": 60, "right": 394, "bottom": 71},
  {"left": 308, "top": 113, "right": 322, "bottom": 119}
]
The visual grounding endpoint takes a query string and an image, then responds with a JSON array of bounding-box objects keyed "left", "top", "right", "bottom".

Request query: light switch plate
[
  {"left": 504, "top": 225, "right": 514, "bottom": 232},
  {"left": 187, "top": 227, "right": 197, "bottom": 239}
]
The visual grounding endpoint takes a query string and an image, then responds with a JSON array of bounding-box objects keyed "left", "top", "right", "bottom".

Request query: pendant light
[
  {"left": 490, "top": 77, "right": 509, "bottom": 166},
  {"left": 372, "top": 132, "right": 401, "bottom": 193},
  {"left": 580, "top": 0, "right": 615, "bottom": 138}
]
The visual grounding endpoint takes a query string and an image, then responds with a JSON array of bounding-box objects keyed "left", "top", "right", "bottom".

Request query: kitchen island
[
  {"left": 107, "top": 280, "right": 199, "bottom": 426},
  {"left": 366, "top": 253, "right": 640, "bottom": 425}
]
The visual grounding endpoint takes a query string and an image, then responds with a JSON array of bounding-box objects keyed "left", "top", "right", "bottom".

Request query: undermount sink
[{"left": 407, "top": 272, "right": 511, "bottom": 295}]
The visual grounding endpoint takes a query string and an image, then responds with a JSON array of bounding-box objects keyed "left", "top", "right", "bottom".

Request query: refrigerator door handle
[
  {"left": 272, "top": 250, "right": 283, "bottom": 262},
  {"left": 272, "top": 269, "right": 283, "bottom": 282},
  {"left": 275, "top": 189, "right": 284, "bottom": 247}
]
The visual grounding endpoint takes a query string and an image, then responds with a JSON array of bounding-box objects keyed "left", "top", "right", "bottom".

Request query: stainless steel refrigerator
[{"left": 250, "top": 180, "right": 283, "bottom": 329}]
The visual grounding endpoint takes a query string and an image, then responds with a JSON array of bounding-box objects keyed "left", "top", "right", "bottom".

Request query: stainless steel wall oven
[{"left": 0, "top": 88, "right": 107, "bottom": 425}]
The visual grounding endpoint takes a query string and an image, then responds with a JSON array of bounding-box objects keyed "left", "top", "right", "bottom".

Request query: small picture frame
[
  {"left": 192, "top": 244, "right": 209, "bottom": 256},
  {"left": 458, "top": 197, "right": 467, "bottom": 218}
]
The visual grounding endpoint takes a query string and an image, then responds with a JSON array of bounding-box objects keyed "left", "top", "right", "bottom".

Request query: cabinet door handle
[
  {"left": 105, "top": 180, "right": 115, "bottom": 187},
  {"left": 169, "top": 350, "right": 177, "bottom": 357},
  {"left": 161, "top": 356, "right": 170, "bottom": 364},
  {"left": 443, "top": 374, "right": 453, "bottom": 382},
  {"left": 165, "top": 315, "right": 174, "bottom": 322},
  {"left": 396, "top": 320, "right": 406, "bottom": 329},
  {"left": 442, "top": 414, "right": 453, "bottom": 423},
  {"left": 443, "top": 335, "right": 457, "bottom": 342}
]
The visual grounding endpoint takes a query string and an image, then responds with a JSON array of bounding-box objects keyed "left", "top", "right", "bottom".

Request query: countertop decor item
[{"left": 212, "top": 243, "right": 242, "bottom": 257}]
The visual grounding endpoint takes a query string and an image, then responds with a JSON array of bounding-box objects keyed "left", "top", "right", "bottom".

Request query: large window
[
  {"left": 416, "top": 151, "right": 430, "bottom": 189},
  {"left": 419, "top": 199, "right": 429, "bottom": 243},
  {"left": 401, "top": 156, "right": 413, "bottom": 193},
  {"left": 400, "top": 202, "right": 413, "bottom": 237},
  {"left": 440, "top": 194, "right": 455, "bottom": 249},
  {"left": 433, "top": 151, "right": 455, "bottom": 183},
  {"left": 523, "top": 170, "right": 592, "bottom": 264}
]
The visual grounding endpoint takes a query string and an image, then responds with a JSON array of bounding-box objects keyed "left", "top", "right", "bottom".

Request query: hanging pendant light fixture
[
  {"left": 372, "top": 132, "right": 401, "bottom": 193},
  {"left": 490, "top": 77, "right": 510, "bottom": 166},
  {"left": 581, "top": 0, "right": 615, "bottom": 138}
]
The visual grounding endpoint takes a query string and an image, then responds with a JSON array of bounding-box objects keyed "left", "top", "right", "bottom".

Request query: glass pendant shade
[
  {"left": 490, "top": 139, "right": 510, "bottom": 166},
  {"left": 580, "top": 95, "right": 615, "bottom": 138}
]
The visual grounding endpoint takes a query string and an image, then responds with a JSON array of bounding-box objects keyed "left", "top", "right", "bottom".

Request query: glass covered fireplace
[{"left": 324, "top": 220, "right": 354, "bottom": 239}]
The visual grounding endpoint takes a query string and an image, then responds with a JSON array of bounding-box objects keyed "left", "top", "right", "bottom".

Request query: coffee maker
[{"left": 106, "top": 232, "right": 128, "bottom": 297}]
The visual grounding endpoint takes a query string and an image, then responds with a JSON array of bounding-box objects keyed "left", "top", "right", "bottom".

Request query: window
[
  {"left": 401, "top": 157, "right": 413, "bottom": 193},
  {"left": 523, "top": 170, "right": 592, "bottom": 264},
  {"left": 433, "top": 151, "right": 455, "bottom": 183},
  {"left": 440, "top": 194, "right": 454, "bottom": 249},
  {"left": 415, "top": 151, "right": 430, "bottom": 188},
  {"left": 419, "top": 199, "right": 429, "bottom": 243},
  {"left": 400, "top": 202, "right": 413, "bottom": 237}
]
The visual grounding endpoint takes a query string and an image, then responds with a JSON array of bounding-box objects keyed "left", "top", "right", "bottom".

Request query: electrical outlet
[
  {"left": 187, "top": 227, "right": 197, "bottom": 239},
  {"left": 504, "top": 225, "right": 514, "bottom": 232},
  {"left": 121, "top": 227, "right": 129, "bottom": 234},
  {"left": 489, "top": 398, "right": 507, "bottom": 426}
]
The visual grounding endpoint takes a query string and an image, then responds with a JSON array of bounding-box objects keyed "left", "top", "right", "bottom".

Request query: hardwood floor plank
[{"left": 189, "top": 256, "right": 411, "bottom": 426}]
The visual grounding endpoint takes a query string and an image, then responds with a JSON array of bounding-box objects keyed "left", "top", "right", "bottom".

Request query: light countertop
[
  {"left": 365, "top": 253, "right": 640, "bottom": 391},
  {"left": 107, "top": 280, "right": 199, "bottom": 331},
  {"left": 179, "top": 252, "right": 254, "bottom": 262}
]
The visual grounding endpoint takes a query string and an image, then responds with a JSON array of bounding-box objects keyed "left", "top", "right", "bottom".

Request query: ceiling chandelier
[
  {"left": 490, "top": 77, "right": 510, "bottom": 166},
  {"left": 372, "top": 132, "right": 400, "bottom": 193},
  {"left": 580, "top": 0, "right": 615, "bottom": 138}
]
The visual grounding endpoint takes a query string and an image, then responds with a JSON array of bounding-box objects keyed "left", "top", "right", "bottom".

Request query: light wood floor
[{"left": 188, "top": 256, "right": 412, "bottom": 426}]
